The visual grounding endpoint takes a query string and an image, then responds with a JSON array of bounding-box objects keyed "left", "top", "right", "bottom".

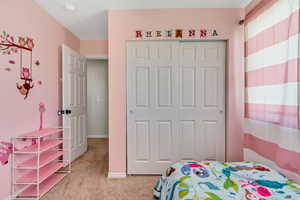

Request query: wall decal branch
[{"left": 0, "top": 31, "right": 34, "bottom": 54}]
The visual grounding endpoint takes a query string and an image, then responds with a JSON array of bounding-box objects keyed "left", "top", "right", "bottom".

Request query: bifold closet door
[
  {"left": 178, "top": 42, "right": 226, "bottom": 163},
  {"left": 127, "top": 41, "right": 226, "bottom": 174},
  {"left": 127, "top": 41, "right": 179, "bottom": 174}
]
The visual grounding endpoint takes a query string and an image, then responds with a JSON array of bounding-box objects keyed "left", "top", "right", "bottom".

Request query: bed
[{"left": 153, "top": 161, "right": 300, "bottom": 200}]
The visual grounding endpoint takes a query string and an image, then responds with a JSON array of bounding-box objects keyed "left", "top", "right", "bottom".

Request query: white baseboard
[
  {"left": 5, "top": 195, "right": 11, "bottom": 200},
  {"left": 88, "top": 134, "right": 108, "bottom": 139},
  {"left": 107, "top": 172, "right": 127, "bottom": 179}
]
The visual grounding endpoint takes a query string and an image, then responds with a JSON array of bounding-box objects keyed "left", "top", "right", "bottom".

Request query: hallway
[{"left": 42, "top": 139, "right": 158, "bottom": 200}]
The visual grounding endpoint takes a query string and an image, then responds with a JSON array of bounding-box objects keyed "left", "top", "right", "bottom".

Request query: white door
[
  {"left": 127, "top": 41, "right": 179, "bottom": 174},
  {"left": 127, "top": 41, "right": 226, "bottom": 174},
  {"left": 178, "top": 42, "right": 226, "bottom": 162},
  {"left": 62, "top": 45, "right": 87, "bottom": 162}
]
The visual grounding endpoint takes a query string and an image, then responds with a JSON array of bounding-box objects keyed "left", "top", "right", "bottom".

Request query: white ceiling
[{"left": 33, "top": 0, "right": 252, "bottom": 40}]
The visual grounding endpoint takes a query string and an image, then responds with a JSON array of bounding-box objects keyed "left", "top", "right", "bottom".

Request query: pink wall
[
  {"left": 80, "top": 40, "right": 108, "bottom": 56},
  {"left": 0, "top": 1, "right": 80, "bottom": 199},
  {"left": 108, "top": 8, "right": 245, "bottom": 174}
]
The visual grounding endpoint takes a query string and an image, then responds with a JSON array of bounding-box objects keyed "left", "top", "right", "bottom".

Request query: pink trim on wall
[
  {"left": 80, "top": 40, "right": 108, "bottom": 56},
  {"left": 244, "top": 133, "right": 300, "bottom": 175},
  {"left": 245, "top": 103, "right": 299, "bottom": 129},
  {"left": 245, "top": 10, "right": 300, "bottom": 56},
  {"left": 246, "top": 58, "right": 300, "bottom": 87},
  {"left": 245, "top": 0, "right": 278, "bottom": 24},
  {"left": 108, "top": 8, "right": 245, "bottom": 174},
  {"left": 0, "top": 1, "right": 80, "bottom": 199}
]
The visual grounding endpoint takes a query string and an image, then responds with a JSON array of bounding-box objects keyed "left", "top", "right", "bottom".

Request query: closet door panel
[
  {"left": 127, "top": 41, "right": 226, "bottom": 174},
  {"left": 127, "top": 41, "right": 179, "bottom": 174}
]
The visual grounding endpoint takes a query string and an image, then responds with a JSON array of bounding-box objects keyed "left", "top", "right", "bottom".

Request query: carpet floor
[{"left": 42, "top": 139, "right": 158, "bottom": 200}]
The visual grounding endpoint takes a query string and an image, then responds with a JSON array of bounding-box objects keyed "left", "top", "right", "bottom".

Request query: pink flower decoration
[
  {"left": 9, "top": 60, "right": 15, "bottom": 64},
  {"left": 39, "top": 103, "right": 46, "bottom": 113},
  {"left": 37, "top": 80, "right": 42, "bottom": 85}
]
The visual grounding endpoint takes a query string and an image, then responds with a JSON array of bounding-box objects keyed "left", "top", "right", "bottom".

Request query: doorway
[
  {"left": 62, "top": 45, "right": 109, "bottom": 164},
  {"left": 127, "top": 41, "right": 226, "bottom": 174},
  {"left": 86, "top": 59, "right": 108, "bottom": 139}
]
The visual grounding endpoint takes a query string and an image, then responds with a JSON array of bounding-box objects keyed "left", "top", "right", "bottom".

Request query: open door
[{"left": 62, "top": 44, "right": 87, "bottom": 162}]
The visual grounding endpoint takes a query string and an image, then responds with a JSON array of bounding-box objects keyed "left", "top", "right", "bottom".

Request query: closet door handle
[{"left": 129, "top": 110, "right": 134, "bottom": 114}]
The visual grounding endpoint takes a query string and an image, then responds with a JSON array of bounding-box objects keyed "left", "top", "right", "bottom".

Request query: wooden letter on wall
[
  {"left": 136, "top": 30, "right": 143, "bottom": 38},
  {"left": 156, "top": 31, "right": 162, "bottom": 38},
  {"left": 166, "top": 30, "right": 172, "bottom": 38},
  {"left": 188, "top": 30, "right": 196, "bottom": 37},
  {"left": 176, "top": 29, "right": 183, "bottom": 38},
  {"left": 200, "top": 29, "right": 208, "bottom": 38},
  {"left": 212, "top": 30, "right": 218, "bottom": 36},
  {"left": 146, "top": 31, "right": 152, "bottom": 38}
]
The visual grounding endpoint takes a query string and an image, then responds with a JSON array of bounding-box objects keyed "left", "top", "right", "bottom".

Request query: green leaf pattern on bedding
[
  {"left": 223, "top": 178, "right": 239, "bottom": 193},
  {"left": 204, "top": 192, "right": 223, "bottom": 200},
  {"left": 154, "top": 161, "right": 300, "bottom": 200}
]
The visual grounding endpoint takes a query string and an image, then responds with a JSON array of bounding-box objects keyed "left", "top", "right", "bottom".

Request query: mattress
[{"left": 153, "top": 161, "right": 300, "bottom": 200}]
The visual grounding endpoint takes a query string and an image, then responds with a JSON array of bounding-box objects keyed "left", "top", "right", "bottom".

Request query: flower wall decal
[{"left": 0, "top": 31, "right": 41, "bottom": 99}]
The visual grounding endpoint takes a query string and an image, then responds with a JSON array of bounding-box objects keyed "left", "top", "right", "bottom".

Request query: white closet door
[
  {"left": 127, "top": 41, "right": 179, "bottom": 174},
  {"left": 178, "top": 41, "right": 226, "bottom": 162},
  {"left": 127, "top": 41, "right": 226, "bottom": 174}
]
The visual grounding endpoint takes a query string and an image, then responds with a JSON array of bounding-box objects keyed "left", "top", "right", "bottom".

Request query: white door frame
[{"left": 126, "top": 40, "right": 228, "bottom": 174}]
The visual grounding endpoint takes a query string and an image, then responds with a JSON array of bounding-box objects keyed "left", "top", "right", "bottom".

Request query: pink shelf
[
  {"left": 18, "top": 128, "right": 63, "bottom": 138},
  {"left": 12, "top": 128, "right": 69, "bottom": 199},
  {"left": 17, "top": 151, "right": 63, "bottom": 169},
  {"left": 15, "top": 140, "right": 63, "bottom": 154},
  {"left": 16, "top": 162, "right": 64, "bottom": 184},
  {"left": 18, "top": 173, "right": 66, "bottom": 198}
]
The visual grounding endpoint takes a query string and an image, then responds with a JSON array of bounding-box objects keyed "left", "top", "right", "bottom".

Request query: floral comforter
[{"left": 153, "top": 161, "right": 300, "bottom": 200}]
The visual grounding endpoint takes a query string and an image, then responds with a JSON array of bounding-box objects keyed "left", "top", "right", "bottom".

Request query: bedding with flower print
[{"left": 153, "top": 161, "right": 300, "bottom": 200}]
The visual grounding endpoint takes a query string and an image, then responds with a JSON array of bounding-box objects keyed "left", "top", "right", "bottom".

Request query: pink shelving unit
[{"left": 11, "top": 128, "right": 71, "bottom": 200}]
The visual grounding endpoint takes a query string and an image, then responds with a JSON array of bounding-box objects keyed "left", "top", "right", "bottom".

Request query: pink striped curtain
[{"left": 244, "top": 0, "right": 300, "bottom": 183}]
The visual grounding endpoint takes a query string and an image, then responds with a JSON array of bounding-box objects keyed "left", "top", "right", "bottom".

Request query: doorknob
[
  {"left": 57, "top": 110, "right": 65, "bottom": 116},
  {"left": 219, "top": 110, "right": 224, "bottom": 114},
  {"left": 129, "top": 110, "right": 134, "bottom": 114},
  {"left": 58, "top": 109, "right": 72, "bottom": 116}
]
